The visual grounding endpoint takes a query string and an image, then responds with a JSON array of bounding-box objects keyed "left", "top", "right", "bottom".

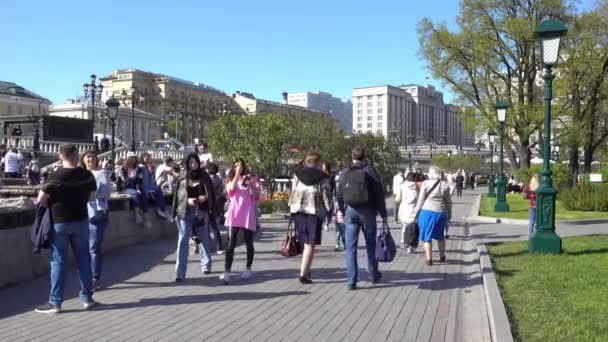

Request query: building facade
[
  {"left": 286, "top": 91, "right": 353, "bottom": 133},
  {"left": 99, "top": 69, "right": 243, "bottom": 144},
  {"left": 50, "top": 100, "right": 163, "bottom": 146},
  {"left": 233, "top": 91, "right": 329, "bottom": 117},
  {"left": 352, "top": 84, "right": 473, "bottom": 147},
  {"left": 0, "top": 81, "right": 51, "bottom": 118}
]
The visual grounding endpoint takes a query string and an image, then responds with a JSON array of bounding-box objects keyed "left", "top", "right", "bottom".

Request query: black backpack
[{"left": 342, "top": 166, "right": 370, "bottom": 206}]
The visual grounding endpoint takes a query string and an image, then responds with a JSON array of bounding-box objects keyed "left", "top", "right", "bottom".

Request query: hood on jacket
[
  {"left": 402, "top": 180, "right": 417, "bottom": 190},
  {"left": 295, "top": 167, "right": 327, "bottom": 186}
]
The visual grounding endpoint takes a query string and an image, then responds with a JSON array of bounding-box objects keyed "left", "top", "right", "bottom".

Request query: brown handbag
[{"left": 281, "top": 218, "right": 302, "bottom": 257}]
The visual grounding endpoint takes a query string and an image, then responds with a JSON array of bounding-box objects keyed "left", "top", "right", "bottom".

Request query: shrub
[
  {"left": 515, "top": 164, "right": 572, "bottom": 192},
  {"left": 258, "top": 199, "right": 289, "bottom": 214},
  {"left": 560, "top": 184, "right": 608, "bottom": 211},
  {"left": 258, "top": 200, "right": 274, "bottom": 215}
]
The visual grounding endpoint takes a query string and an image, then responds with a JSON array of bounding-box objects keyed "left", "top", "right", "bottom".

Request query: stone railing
[
  {"left": 97, "top": 147, "right": 187, "bottom": 163},
  {"left": 1, "top": 137, "right": 94, "bottom": 154}
]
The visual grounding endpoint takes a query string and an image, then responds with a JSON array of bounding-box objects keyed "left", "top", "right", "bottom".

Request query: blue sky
[{"left": 0, "top": 0, "right": 596, "bottom": 105}]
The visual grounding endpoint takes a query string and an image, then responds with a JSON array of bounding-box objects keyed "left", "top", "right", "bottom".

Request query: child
[{"left": 26, "top": 152, "right": 41, "bottom": 185}]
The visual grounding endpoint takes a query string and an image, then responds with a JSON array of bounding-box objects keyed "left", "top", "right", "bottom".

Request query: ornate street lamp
[
  {"left": 122, "top": 86, "right": 143, "bottom": 152},
  {"left": 495, "top": 100, "right": 510, "bottom": 212},
  {"left": 105, "top": 97, "right": 120, "bottom": 167},
  {"left": 530, "top": 19, "right": 568, "bottom": 254},
  {"left": 488, "top": 130, "right": 497, "bottom": 198},
  {"left": 83, "top": 74, "right": 103, "bottom": 131}
]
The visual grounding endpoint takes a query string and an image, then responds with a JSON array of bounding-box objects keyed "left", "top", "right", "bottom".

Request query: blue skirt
[{"left": 418, "top": 209, "right": 448, "bottom": 242}]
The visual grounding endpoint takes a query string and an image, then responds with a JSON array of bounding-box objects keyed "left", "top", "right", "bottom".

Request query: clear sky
[{"left": 0, "top": 0, "right": 596, "bottom": 105}]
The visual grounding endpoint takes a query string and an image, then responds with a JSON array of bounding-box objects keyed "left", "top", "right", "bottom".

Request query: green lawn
[
  {"left": 488, "top": 236, "right": 608, "bottom": 342},
  {"left": 479, "top": 193, "right": 608, "bottom": 220}
]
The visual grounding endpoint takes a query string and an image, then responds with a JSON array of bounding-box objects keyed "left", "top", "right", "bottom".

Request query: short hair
[
  {"left": 305, "top": 152, "right": 321, "bottom": 166},
  {"left": 59, "top": 144, "right": 79, "bottom": 162},
  {"left": 207, "top": 162, "right": 219, "bottom": 175},
  {"left": 352, "top": 146, "right": 365, "bottom": 161},
  {"left": 163, "top": 156, "right": 174, "bottom": 164}
]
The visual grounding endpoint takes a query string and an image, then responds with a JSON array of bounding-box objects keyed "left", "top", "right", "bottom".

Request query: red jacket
[{"left": 523, "top": 186, "right": 537, "bottom": 209}]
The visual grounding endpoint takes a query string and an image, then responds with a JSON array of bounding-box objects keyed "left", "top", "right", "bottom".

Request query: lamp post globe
[
  {"left": 494, "top": 101, "right": 510, "bottom": 212},
  {"left": 488, "top": 130, "right": 497, "bottom": 198},
  {"left": 530, "top": 19, "right": 567, "bottom": 254},
  {"left": 105, "top": 97, "right": 120, "bottom": 167}
]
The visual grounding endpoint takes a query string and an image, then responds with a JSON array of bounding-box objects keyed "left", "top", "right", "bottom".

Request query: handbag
[
  {"left": 280, "top": 218, "right": 303, "bottom": 257},
  {"left": 376, "top": 220, "right": 397, "bottom": 262}
]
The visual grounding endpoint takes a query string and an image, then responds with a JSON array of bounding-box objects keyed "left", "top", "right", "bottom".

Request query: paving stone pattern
[{"left": 0, "top": 194, "right": 490, "bottom": 342}]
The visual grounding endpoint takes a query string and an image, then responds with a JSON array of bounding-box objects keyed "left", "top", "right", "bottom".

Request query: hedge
[{"left": 560, "top": 184, "right": 608, "bottom": 211}]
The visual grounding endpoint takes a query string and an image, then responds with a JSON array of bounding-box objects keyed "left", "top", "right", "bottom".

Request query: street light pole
[
  {"left": 488, "top": 130, "right": 497, "bottom": 198},
  {"left": 495, "top": 101, "right": 510, "bottom": 212},
  {"left": 530, "top": 19, "right": 568, "bottom": 254},
  {"left": 83, "top": 74, "right": 103, "bottom": 135},
  {"left": 122, "top": 86, "right": 140, "bottom": 152},
  {"left": 105, "top": 97, "right": 120, "bottom": 168}
]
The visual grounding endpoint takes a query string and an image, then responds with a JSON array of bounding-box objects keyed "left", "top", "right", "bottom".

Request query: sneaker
[
  {"left": 445, "top": 234, "right": 450, "bottom": 240},
  {"left": 323, "top": 223, "right": 329, "bottom": 231},
  {"left": 240, "top": 269, "right": 253, "bottom": 280},
  {"left": 347, "top": 283, "right": 357, "bottom": 291},
  {"left": 35, "top": 303, "right": 60, "bottom": 314},
  {"left": 216, "top": 250, "right": 224, "bottom": 255},
  {"left": 83, "top": 300, "right": 96, "bottom": 310},
  {"left": 202, "top": 267, "right": 211, "bottom": 275},
  {"left": 175, "top": 278, "right": 183, "bottom": 283},
  {"left": 406, "top": 247, "right": 413, "bottom": 254},
  {"left": 135, "top": 213, "right": 144, "bottom": 225},
  {"left": 371, "top": 272, "right": 382, "bottom": 284},
  {"left": 334, "top": 244, "right": 341, "bottom": 252},
  {"left": 299, "top": 276, "right": 313, "bottom": 284},
  {"left": 219, "top": 272, "right": 230, "bottom": 284},
  {"left": 426, "top": 260, "right": 433, "bottom": 266},
  {"left": 439, "top": 255, "right": 446, "bottom": 263}
]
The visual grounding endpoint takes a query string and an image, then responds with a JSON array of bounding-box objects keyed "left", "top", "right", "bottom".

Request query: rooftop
[{"left": 0, "top": 81, "right": 51, "bottom": 103}]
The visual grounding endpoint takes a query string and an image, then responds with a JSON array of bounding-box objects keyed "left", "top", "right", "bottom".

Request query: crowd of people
[
  {"left": 1, "top": 144, "right": 42, "bottom": 185},
  {"left": 29, "top": 141, "right": 466, "bottom": 313}
]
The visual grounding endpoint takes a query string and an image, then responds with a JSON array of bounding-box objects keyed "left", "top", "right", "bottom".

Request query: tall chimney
[{"left": 282, "top": 92, "right": 288, "bottom": 105}]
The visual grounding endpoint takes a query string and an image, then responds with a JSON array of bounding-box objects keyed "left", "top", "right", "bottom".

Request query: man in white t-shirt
[
  {"left": 392, "top": 169, "right": 405, "bottom": 223},
  {"left": 4, "top": 146, "right": 23, "bottom": 178},
  {"left": 199, "top": 143, "right": 213, "bottom": 168}
]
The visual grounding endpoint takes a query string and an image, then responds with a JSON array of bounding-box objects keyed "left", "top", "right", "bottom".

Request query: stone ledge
[{"left": 478, "top": 244, "right": 515, "bottom": 342}]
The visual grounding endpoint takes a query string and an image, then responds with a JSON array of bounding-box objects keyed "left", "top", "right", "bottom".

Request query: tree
[{"left": 418, "top": 0, "right": 571, "bottom": 170}]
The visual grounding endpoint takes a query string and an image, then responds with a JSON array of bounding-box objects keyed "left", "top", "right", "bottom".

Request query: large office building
[
  {"left": 100, "top": 69, "right": 243, "bottom": 144},
  {"left": 233, "top": 91, "right": 329, "bottom": 117},
  {"left": 352, "top": 84, "right": 474, "bottom": 147},
  {"left": 286, "top": 91, "right": 352, "bottom": 133}
]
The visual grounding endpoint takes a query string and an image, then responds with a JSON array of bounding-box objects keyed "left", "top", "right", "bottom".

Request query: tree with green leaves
[{"left": 418, "top": 0, "right": 571, "bottom": 170}]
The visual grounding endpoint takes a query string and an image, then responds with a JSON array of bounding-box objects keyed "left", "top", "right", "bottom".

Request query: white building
[
  {"left": 352, "top": 84, "right": 473, "bottom": 147},
  {"left": 286, "top": 91, "right": 353, "bottom": 133}
]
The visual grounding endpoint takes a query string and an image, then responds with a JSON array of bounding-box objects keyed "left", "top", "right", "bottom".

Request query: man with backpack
[{"left": 336, "top": 146, "right": 387, "bottom": 290}]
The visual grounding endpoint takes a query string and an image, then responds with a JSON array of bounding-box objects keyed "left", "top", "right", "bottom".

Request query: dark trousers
[
  {"left": 208, "top": 213, "right": 224, "bottom": 251},
  {"left": 225, "top": 227, "right": 254, "bottom": 271},
  {"left": 456, "top": 186, "right": 463, "bottom": 197}
]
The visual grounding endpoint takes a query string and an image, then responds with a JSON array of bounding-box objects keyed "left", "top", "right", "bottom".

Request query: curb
[{"left": 478, "top": 245, "right": 515, "bottom": 342}]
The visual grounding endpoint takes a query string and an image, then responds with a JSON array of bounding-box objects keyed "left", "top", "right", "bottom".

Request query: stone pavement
[{"left": 0, "top": 193, "right": 491, "bottom": 342}]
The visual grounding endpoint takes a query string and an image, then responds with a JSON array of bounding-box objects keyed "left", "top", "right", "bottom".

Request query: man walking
[
  {"left": 336, "top": 146, "right": 387, "bottom": 290},
  {"left": 35, "top": 144, "right": 97, "bottom": 314},
  {"left": 455, "top": 172, "right": 464, "bottom": 197}
]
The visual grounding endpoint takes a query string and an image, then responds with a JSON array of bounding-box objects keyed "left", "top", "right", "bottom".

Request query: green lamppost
[
  {"left": 488, "top": 130, "right": 497, "bottom": 198},
  {"left": 494, "top": 101, "right": 510, "bottom": 212},
  {"left": 105, "top": 96, "right": 120, "bottom": 167},
  {"left": 530, "top": 19, "right": 568, "bottom": 254}
]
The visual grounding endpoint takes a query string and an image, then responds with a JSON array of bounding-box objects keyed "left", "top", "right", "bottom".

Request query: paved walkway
[{"left": 0, "top": 193, "right": 491, "bottom": 342}]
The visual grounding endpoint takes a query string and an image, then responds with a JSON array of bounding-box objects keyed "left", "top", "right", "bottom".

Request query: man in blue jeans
[
  {"left": 35, "top": 144, "right": 97, "bottom": 314},
  {"left": 336, "top": 146, "right": 387, "bottom": 290}
]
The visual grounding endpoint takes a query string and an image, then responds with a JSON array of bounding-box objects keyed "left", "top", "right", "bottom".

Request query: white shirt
[
  {"left": 199, "top": 153, "right": 213, "bottom": 166},
  {"left": 392, "top": 173, "right": 404, "bottom": 196},
  {"left": 4, "top": 151, "right": 23, "bottom": 173}
]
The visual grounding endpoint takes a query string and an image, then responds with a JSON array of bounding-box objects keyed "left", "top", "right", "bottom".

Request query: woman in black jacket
[{"left": 172, "top": 153, "right": 218, "bottom": 282}]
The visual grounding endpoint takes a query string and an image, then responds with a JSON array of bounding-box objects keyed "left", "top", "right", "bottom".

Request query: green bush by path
[
  {"left": 560, "top": 184, "right": 608, "bottom": 211},
  {"left": 488, "top": 236, "right": 608, "bottom": 342},
  {"left": 479, "top": 194, "right": 608, "bottom": 220},
  {"left": 515, "top": 164, "right": 572, "bottom": 191}
]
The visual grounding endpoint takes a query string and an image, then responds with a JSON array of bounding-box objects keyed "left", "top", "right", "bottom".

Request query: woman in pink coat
[{"left": 220, "top": 158, "right": 260, "bottom": 284}]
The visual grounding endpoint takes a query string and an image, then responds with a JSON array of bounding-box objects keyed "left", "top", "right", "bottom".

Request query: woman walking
[
  {"left": 396, "top": 172, "right": 419, "bottom": 252},
  {"left": 289, "top": 153, "right": 331, "bottom": 284},
  {"left": 221, "top": 158, "right": 260, "bottom": 284},
  {"left": 414, "top": 166, "right": 452, "bottom": 265},
  {"left": 523, "top": 174, "right": 539, "bottom": 235},
  {"left": 80, "top": 150, "right": 112, "bottom": 290},
  {"left": 172, "top": 153, "right": 216, "bottom": 281}
]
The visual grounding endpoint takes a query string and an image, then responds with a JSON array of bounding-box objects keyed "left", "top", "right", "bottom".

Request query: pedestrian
[
  {"left": 469, "top": 173, "right": 476, "bottom": 190},
  {"left": 3, "top": 145, "right": 23, "bottom": 178},
  {"left": 414, "top": 166, "right": 451, "bottom": 266},
  {"left": 336, "top": 146, "right": 387, "bottom": 290},
  {"left": 523, "top": 174, "right": 539, "bottom": 235},
  {"left": 116, "top": 154, "right": 147, "bottom": 225},
  {"left": 100, "top": 135, "right": 110, "bottom": 153},
  {"left": 396, "top": 171, "right": 419, "bottom": 251},
  {"left": 27, "top": 151, "right": 41, "bottom": 185},
  {"left": 289, "top": 153, "right": 331, "bottom": 284},
  {"left": 155, "top": 156, "right": 175, "bottom": 192},
  {"left": 140, "top": 153, "right": 170, "bottom": 220},
  {"left": 198, "top": 143, "right": 213, "bottom": 168},
  {"left": 441, "top": 171, "right": 452, "bottom": 239},
  {"left": 333, "top": 169, "right": 346, "bottom": 251},
  {"left": 447, "top": 172, "right": 456, "bottom": 196},
  {"left": 321, "top": 162, "right": 334, "bottom": 231},
  {"left": 172, "top": 153, "right": 217, "bottom": 281},
  {"left": 455, "top": 172, "right": 464, "bottom": 197},
  {"left": 220, "top": 158, "right": 260, "bottom": 284},
  {"left": 80, "top": 150, "right": 112, "bottom": 290},
  {"left": 93, "top": 136, "right": 100, "bottom": 155},
  {"left": 392, "top": 169, "right": 405, "bottom": 223},
  {"left": 35, "top": 144, "right": 97, "bottom": 313},
  {"left": 206, "top": 162, "right": 225, "bottom": 254}
]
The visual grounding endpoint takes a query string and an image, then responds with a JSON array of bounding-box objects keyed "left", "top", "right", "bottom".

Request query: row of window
[{"left": 355, "top": 95, "right": 383, "bottom": 101}]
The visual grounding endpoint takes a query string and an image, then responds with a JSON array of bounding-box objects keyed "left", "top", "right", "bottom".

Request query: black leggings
[{"left": 225, "top": 227, "right": 255, "bottom": 271}]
